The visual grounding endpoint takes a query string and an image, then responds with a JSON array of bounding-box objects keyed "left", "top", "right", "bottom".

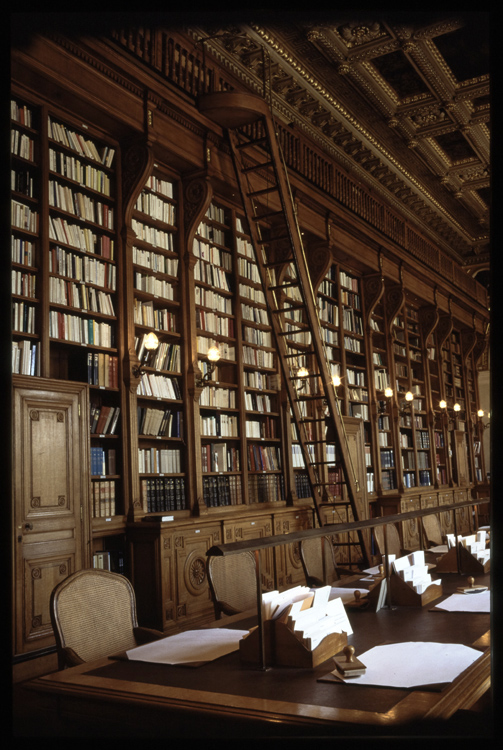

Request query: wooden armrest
[
  {"left": 133, "top": 626, "right": 165, "bottom": 644},
  {"left": 61, "top": 646, "right": 84, "bottom": 669}
]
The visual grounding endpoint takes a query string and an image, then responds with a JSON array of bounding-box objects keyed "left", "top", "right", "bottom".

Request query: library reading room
[{"left": 10, "top": 12, "right": 493, "bottom": 739}]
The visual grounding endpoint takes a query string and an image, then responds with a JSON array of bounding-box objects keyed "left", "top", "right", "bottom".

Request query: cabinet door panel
[{"left": 12, "top": 377, "right": 90, "bottom": 655}]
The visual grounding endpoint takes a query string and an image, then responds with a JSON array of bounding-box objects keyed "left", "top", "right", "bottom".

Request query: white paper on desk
[
  {"left": 332, "top": 641, "right": 482, "bottom": 688},
  {"left": 435, "top": 591, "right": 490, "bottom": 613},
  {"left": 428, "top": 545, "right": 448, "bottom": 554},
  {"left": 125, "top": 628, "right": 249, "bottom": 665}
]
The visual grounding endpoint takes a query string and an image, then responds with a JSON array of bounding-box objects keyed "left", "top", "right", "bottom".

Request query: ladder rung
[
  {"left": 236, "top": 136, "right": 268, "bottom": 149},
  {"left": 252, "top": 210, "right": 284, "bottom": 222},
  {"left": 263, "top": 259, "right": 292, "bottom": 269},
  {"left": 258, "top": 234, "right": 291, "bottom": 245},
  {"left": 242, "top": 160, "right": 273, "bottom": 174},
  {"left": 284, "top": 350, "right": 316, "bottom": 358},
  {"left": 270, "top": 304, "right": 305, "bottom": 313},
  {"left": 268, "top": 281, "right": 299, "bottom": 291},
  {"left": 247, "top": 186, "right": 278, "bottom": 198}
]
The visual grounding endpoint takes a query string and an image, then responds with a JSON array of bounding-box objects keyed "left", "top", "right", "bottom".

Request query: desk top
[{"left": 29, "top": 572, "right": 491, "bottom": 737}]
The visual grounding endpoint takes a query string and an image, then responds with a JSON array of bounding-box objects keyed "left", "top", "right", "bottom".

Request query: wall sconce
[
  {"left": 295, "top": 365, "right": 310, "bottom": 392},
  {"left": 377, "top": 387, "right": 393, "bottom": 414},
  {"left": 196, "top": 345, "right": 221, "bottom": 387},
  {"left": 399, "top": 390, "right": 414, "bottom": 414},
  {"left": 132, "top": 331, "right": 159, "bottom": 378},
  {"left": 475, "top": 409, "right": 491, "bottom": 429},
  {"left": 439, "top": 399, "right": 461, "bottom": 428}
]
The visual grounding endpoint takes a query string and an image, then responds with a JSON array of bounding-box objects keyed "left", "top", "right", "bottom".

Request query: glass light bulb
[
  {"left": 207, "top": 346, "right": 221, "bottom": 362},
  {"left": 332, "top": 375, "right": 341, "bottom": 387},
  {"left": 405, "top": 391, "right": 413, "bottom": 401},
  {"left": 297, "top": 366, "right": 309, "bottom": 378},
  {"left": 439, "top": 400, "right": 447, "bottom": 409},
  {"left": 144, "top": 331, "right": 159, "bottom": 351},
  {"left": 477, "top": 409, "right": 484, "bottom": 418},
  {"left": 384, "top": 387, "right": 393, "bottom": 398},
  {"left": 453, "top": 403, "right": 460, "bottom": 412}
]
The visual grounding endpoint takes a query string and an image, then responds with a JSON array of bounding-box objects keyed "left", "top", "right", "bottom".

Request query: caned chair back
[
  {"left": 300, "top": 535, "right": 338, "bottom": 587},
  {"left": 207, "top": 550, "right": 258, "bottom": 618},
  {"left": 50, "top": 569, "right": 140, "bottom": 668},
  {"left": 422, "top": 514, "right": 444, "bottom": 547},
  {"left": 373, "top": 523, "right": 402, "bottom": 558}
]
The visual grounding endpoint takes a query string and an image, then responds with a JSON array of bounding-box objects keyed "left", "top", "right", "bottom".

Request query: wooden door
[{"left": 12, "top": 376, "right": 90, "bottom": 656}]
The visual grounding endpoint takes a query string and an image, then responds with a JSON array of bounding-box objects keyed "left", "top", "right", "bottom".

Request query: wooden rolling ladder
[{"left": 199, "top": 92, "right": 371, "bottom": 566}]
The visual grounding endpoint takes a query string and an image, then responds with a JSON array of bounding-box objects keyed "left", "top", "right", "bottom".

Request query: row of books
[
  {"left": 194, "top": 286, "right": 233, "bottom": 313},
  {"left": 242, "top": 345, "right": 274, "bottom": 369},
  {"left": 11, "top": 130, "right": 35, "bottom": 161},
  {"left": 239, "top": 282, "right": 266, "bottom": 305},
  {"left": 137, "top": 406, "right": 183, "bottom": 438},
  {"left": 49, "top": 148, "right": 112, "bottom": 196},
  {"left": 242, "top": 325, "right": 273, "bottom": 348},
  {"left": 135, "top": 272, "right": 175, "bottom": 300},
  {"left": 203, "top": 475, "right": 242, "bottom": 507},
  {"left": 138, "top": 446, "right": 182, "bottom": 474},
  {"left": 49, "top": 310, "right": 114, "bottom": 347},
  {"left": 87, "top": 353, "right": 118, "bottom": 388},
  {"left": 141, "top": 477, "right": 186, "bottom": 513},
  {"left": 199, "top": 386, "right": 236, "bottom": 409},
  {"left": 133, "top": 300, "right": 177, "bottom": 332},
  {"left": 12, "top": 199, "right": 38, "bottom": 233},
  {"left": 136, "top": 339, "right": 180, "bottom": 373},
  {"left": 201, "top": 443, "right": 240, "bottom": 473},
  {"left": 196, "top": 309, "right": 235, "bottom": 337},
  {"left": 247, "top": 444, "right": 281, "bottom": 472},
  {"left": 193, "top": 238, "right": 232, "bottom": 270},
  {"left": 248, "top": 473, "right": 285, "bottom": 503},
  {"left": 49, "top": 246, "right": 116, "bottom": 290},
  {"left": 318, "top": 298, "right": 339, "bottom": 325},
  {"left": 11, "top": 236, "right": 35, "bottom": 267},
  {"left": 12, "top": 269, "right": 36, "bottom": 298},
  {"left": 49, "top": 216, "right": 114, "bottom": 258},
  {"left": 381, "top": 469, "right": 396, "bottom": 490},
  {"left": 48, "top": 116, "right": 115, "bottom": 167},
  {"left": 245, "top": 417, "right": 278, "bottom": 439},
  {"left": 135, "top": 191, "right": 176, "bottom": 225},
  {"left": 12, "top": 301, "right": 35, "bottom": 334},
  {"left": 241, "top": 302, "right": 269, "bottom": 326},
  {"left": 194, "top": 258, "right": 233, "bottom": 292},
  {"left": 237, "top": 256, "right": 261, "bottom": 284},
  {"left": 90, "top": 446, "right": 117, "bottom": 475},
  {"left": 11, "top": 99, "right": 33, "bottom": 126},
  {"left": 91, "top": 479, "right": 117, "bottom": 517},
  {"left": 244, "top": 392, "right": 275, "bottom": 412},
  {"left": 144, "top": 175, "right": 174, "bottom": 198},
  {"left": 92, "top": 550, "right": 125, "bottom": 574},
  {"left": 12, "top": 339, "right": 40, "bottom": 376},
  {"left": 200, "top": 413, "right": 239, "bottom": 438},
  {"left": 49, "top": 277, "right": 115, "bottom": 316},
  {"left": 91, "top": 405, "right": 120, "bottom": 436},
  {"left": 11, "top": 168, "right": 35, "bottom": 197},
  {"left": 133, "top": 246, "right": 179, "bottom": 276},
  {"left": 137, "top": 372, "right": 181, "bottom": 400},
  {"left": 49, "top": 180, "right": 114, "bottom": 229},
  {"left": 132, "top": 219, "right": 174, "bottom": 251},
  {"left": 295, "top": 472, "right": 312, "bottom": 499},
  {"left": 418, "top": 470, "right": 432, "bottom": 486}
]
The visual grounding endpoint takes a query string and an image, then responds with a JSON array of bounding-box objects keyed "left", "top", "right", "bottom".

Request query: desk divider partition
[{"left": 206, "top": 498, "right": 489, "bottom": 670}]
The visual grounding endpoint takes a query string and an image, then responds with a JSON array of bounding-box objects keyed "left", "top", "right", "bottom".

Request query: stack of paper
[
  {"left": 261, "top": 585, "right": 352, "bottom": 652},
  {"left": 447, "top": 532, "right": 490, "bottom": 564},
  {"left": 392, "top": 550, "right": 439, "bottom": 594}
]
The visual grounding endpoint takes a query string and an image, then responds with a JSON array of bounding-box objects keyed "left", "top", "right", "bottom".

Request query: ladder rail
[{"left": 204, "top": 94, "right": 371, "bottom": 564}]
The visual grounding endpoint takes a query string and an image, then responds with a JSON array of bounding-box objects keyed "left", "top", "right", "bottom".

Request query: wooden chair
[
  {"left": 422, "top": 514, "right": 445, "bottom": 548},
  {"left": 207, "top": 550, "right": 258, "bottom": 619},
  {"left": 50, "top": 569, "right": 164, "bottom": 669},
  {"left": 300, "top": 535, "right": 355, "bottom": 588},
  {"left": 373, "top": 523, "right": 404, "bottom": 559}
]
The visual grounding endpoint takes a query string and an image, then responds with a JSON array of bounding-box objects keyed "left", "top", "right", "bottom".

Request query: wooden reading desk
[{"left": 26, "top": 571, "right": 491, "bottom": 738}]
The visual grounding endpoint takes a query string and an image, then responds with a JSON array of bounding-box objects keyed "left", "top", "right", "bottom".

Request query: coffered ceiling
[{"left": 189, "top": 13, "right": 490, "bottom": 282}]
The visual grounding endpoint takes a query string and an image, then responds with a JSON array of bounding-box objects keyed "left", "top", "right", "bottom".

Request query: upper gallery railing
[{"left": 109, "top": 27, "right": 487, "bottom": 310}]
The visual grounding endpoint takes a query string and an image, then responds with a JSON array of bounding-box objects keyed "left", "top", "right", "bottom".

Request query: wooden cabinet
[{"left": 12, "top": 376, "right": 90, "bottom": 656}]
